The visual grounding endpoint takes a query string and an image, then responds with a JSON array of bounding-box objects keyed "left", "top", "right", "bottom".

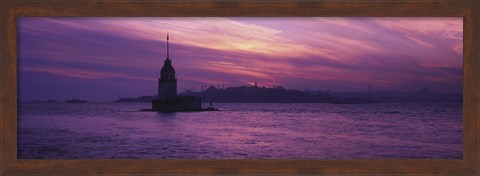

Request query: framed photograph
[{"left": 1, "top": 0, "right": 479, "bottom": 175}]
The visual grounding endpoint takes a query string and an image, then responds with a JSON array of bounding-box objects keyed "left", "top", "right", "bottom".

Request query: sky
[{"left": 18, "top": 17, "right": 463, "bottom": 101}]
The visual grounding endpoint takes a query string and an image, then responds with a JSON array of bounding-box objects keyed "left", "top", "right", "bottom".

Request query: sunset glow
[{"left": 18, "top": 17, "right": 463, "bottom": 101}]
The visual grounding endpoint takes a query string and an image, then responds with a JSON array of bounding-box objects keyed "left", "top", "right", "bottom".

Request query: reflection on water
[{"left": 18, "top": 102, "right": 462, "bottom": 159}]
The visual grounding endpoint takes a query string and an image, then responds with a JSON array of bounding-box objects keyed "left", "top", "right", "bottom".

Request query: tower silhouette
[
  {"left": 158, "top": 33, "right": 177, "bottom": 99},
  {"left": 151, "top": 33, "right": 212, "bottom": 112}
]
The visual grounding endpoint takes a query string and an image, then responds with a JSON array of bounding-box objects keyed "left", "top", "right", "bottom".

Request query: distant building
[{"left": 152, "top": 33, "right": 202, "bottom": 112}]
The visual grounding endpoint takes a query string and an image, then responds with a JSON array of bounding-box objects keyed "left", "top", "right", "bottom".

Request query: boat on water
[{"left": 65, "top": 99, "right": 88, "bottom": 103}]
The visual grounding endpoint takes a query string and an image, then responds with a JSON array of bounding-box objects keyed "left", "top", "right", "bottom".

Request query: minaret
[{"left": 158, "top": 33, "right": 177, "bottom": 99}]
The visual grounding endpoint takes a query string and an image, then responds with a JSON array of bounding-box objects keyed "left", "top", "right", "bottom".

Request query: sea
[{"left": 17, "top": 102, "right": 463, "bottom": 159}]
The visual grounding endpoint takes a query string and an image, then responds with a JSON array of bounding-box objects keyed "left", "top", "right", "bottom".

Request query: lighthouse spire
[{"left": 167, "top": 32, "right": 169, "bottom": 59}]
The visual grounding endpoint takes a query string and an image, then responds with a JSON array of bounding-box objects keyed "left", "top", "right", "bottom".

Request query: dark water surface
[{"left": 18, "top": 102, "right": 462, "bottom": 159}]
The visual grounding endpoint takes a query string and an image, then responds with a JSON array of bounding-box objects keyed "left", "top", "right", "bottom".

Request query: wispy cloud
[
  {"left": 18, "top": 17, "right": 463, "bottom": 100},
  {"left": 22, "top": 66, "right": 155, "bottom": 81}
]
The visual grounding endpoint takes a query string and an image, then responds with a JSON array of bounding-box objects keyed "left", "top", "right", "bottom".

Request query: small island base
[{"left": 140, "top": 107, "right": 218, "bottom": 112}]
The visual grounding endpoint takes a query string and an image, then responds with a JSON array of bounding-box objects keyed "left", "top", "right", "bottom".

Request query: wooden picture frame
[{"left": 1, "top": 0, "right": 478, "bottom": 175}]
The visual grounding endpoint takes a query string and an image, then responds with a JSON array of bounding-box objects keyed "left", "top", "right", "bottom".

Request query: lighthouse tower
[
  {"left": 151, "top": 33, "right": 205, "bottom": 112},
  {"left": 158, "top": 33, "right": 177, "bottom": 99}
]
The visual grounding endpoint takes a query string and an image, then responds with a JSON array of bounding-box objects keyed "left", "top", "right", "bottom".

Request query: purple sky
[{"left": 18, "top": 17, "right": 463, "bottom": 101}]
